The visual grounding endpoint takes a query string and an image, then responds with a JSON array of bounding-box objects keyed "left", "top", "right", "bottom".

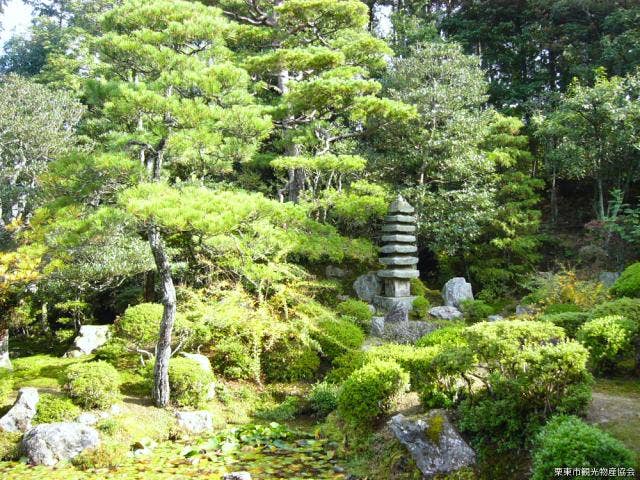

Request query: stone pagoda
[{"left": 373, "top": 195, "right": 420, "bottom": 311}]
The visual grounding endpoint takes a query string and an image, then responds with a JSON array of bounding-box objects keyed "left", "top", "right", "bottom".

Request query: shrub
[
  {"left": 325, "top": 350, "right": 367, "bottom": 384},
  {"left": 577, "top": 315, "right": 638, "bottom": 372},
  {"left": 255, "top": 396, "right": 302, "bottom": 422},
  {"left": 531, "top": 416, "right": 635, "bottom": 480},
  {"left": 64, "top": 361, "right": 121, "bottom": 409},
  {"left": 115, "top": 303, "right": 190, "bottom": 350},
  {"left": 460, "top": 300, "right": 495, "bottom": 324},
  {"left": 410, "top": 278, "right": 428, "bottom": 297},
  {"left": 166, "top": 357, "right": 215, "bottom": 408},
  {"left": 610, "top": 262, "right": 640, "bottom": 298},
  {"left": 337, "top": 360, "right": 409, "bottom": 429},
  {"left": 93, "top": 338, "right": 138, "bottom": 370},
  {"left": 590, "top": 297, "right": 640, "bottom": 324},
  {"left": 544, "top": 303, "right": 581, "bottom": 315},
  {"left": 412, "top": 296, "right": 430, "bottom": 319},
  {"left": 539, "top": 311, "right": 589, "bottom": 338},
  {"left": 34, "top": 393, "right": 81, "bottom": 424},
  {"left": 0, "top": 432, "right": 21, "bottom": 461},
  {"left": 210, "top": 335, "right": 259, "bottom": 381},
  {"left": 524, "top": 271, "right": 608, "bottom": 309},
  {"left": 261, "top": 337, "right": 320, "bottom": 383},
  {"left": 416, "top": 324, "right": 467, "bottom": 348},
  {"left": 309, "top": 382, "right": 340, "bottom": 417},
  {"left": 336, "top": 299, "right": 373, "bottom": 331},
  {"left": 72, "top": 441, "right": 130, "bottom": 470},
  {"left": 315, "top": 317, "right": 365, "bottom": 360}
]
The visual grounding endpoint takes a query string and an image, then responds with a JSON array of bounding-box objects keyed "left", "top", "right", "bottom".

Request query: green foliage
[
  {"left": 255, "top": 396, "right": 302, "bottom": 422},
  {"left": 531, "top": 416, "right": 635, "bottom": 480},
  {"left": 337, "top": 360, "right": 409, "bottom": 430},
  {"left": 93, "top": 338, "right": 137, "bottom": 369},
  {"left": 210, "top": 335, "right": 259, "bottom": 382},
  {"left": 544, "top": 303, "right": 582, "bottom": 315},
  {"left": 72, "top": 441, "right": 130, "bottom": 470},
  {"left": 0, "top": 371, "right": 12, "bottom": 406},
  {"left": 64, "top": 361, "right": 121, "bottom": 409},
  {"left": 336, "top": 299, "right": 373, "bottom": 331},
  {"left": 309, "top": 382, "right": 340, "bottom": 417},
  {"left": 167, "top": 357, "right": 215, "bottom": 409},
  {"left": 460, "top": 300, "right": 495, "bottom": 324},
  {"left": 577, "top": 315, "right": 638, "bottom": 373},
  {"left": 115, "top": 303, "right": 191, "bottom": 351},
  {"left": 261, "top": 338, "right": 320, "bottom": 383},
  {"left": 315, "top": 316, "right": 365, "bottom": 360},
  {"left": 412, "top": 296, "right": 430, "bottom": 319},
  {"left": 416, "top": 324, "right": 467, "bottom": 349},
  {"left": 410, "top": 278, "right": 428, "bottom": 297},
  {"left": 325, "top": 350, "right": 367, "bottom": 384},
  {"left": 524, "top": 271, "right": 608, "bottom": 310},
  {"left": 590, "top": 298, "right": 640, "bottom": 323},
  {"left": 539, "top": 312, "right": 589, "bottom": 338},
  {"left": 34, "top": 393, "right": 81, "bottom": 424},
  {"left": 0, "top": 431, "right": 22, "bottom": 461},
  {"left": 611, "top": 263, "right": 640, "bottom": 298}
]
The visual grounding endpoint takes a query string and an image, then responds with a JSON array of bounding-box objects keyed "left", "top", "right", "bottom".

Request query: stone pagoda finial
[{"left": 373, "top": 195, "right": 420, "bottom": 311}]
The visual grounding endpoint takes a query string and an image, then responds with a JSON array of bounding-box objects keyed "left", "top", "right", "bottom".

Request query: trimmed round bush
[
  {"left": 211, "top": 336, "right": 259, "bottom": 381},
  {"left": 589, "top": 298, "right": 640, "bottom": 324},
  {"left": 261, "top": 338, "right": 320, "bottom": 383},
  {"left": 539, "top": 311, "right": 589, "bottom": 338},
  {"left": 531, "top": 415, "right": 635, "bottom": 480},
  {"left": 309, "top": 382, "right": 340, "bottom": 417},
  {"left": 460, "top": 299, "right": 495, "bottom": 324},
  {"left": 577, "top": 315, "right": 638, "bottom": 372},
  {"left": 610, "top": 262, "right": 640, "bottom": 298},
  {"left": 168, "top": 357, "right": 214, "bottom": 408},
  {"left": 336, "top": 299, "right": 373, "bottom": 331},
  {"left": 326, "top": 350, "right": 368, "bottom": 384},
  {"left": 115, "top": 303, "right": 190, "bottom": 350},
  {"left": 64, "top": 361, "right": 121, "bottom": 409},
  {"left": 315, "top": 317, "right": 365, "bottom": 360},
  {"left": 412, "top": 296, "right": 430, "bottom": 319},
  {"left": 34, "top": 393, "right": 81, "bottom": 424},
  {"left": 337, "top": 359, "right": 409, "bottom": 429},
  {"left": 416, "top": 323, "right": 467, "bottom": 348}
]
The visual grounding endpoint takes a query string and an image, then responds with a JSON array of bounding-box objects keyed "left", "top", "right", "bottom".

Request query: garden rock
[
  {"left": 442, "top": 277, "right": 473, "bottom": 308},
  {"left": 389, "top": 411, "right": 475, "bottom": 478},
  {"left": 353, "top": 272, "right": 382, "bottom": 302},
  {"left": 326, "top": 265, "right": 349, "bottom": 278},
  {"left": 515, "top": 304, "right": 534, "bottom": 315},
  {"left": 382, "top": 321, "right": 437, "bottom": 344},
  {"left": 371, "top": 317, "right": 385, "bottom": 337},
  {"left": 487, "top": 314, "right": 503, "bottom": 322},
  {"left": 385, "top": 302, "right": 409, "bottom": 323},
  {"left": 598, "top": 271, "right": 620, "bottom": 288},
  {"left": 223, "top": 473, "right": 252, "bottom": 480},
  {"left": 65, "top": 325, "right": 110, "bottom": 357},
  {"left": 428, "top": 306, "right": 462, "bottom": 320},
  {"left": 175, "top": 411, "right": 213, "bottom": 434},
  {"left": 21, "top": 422, "right": 100, "bottom": 466},
  {"left": 0, "top": 387, "right": 39, "bottom": 433},
  {"left": 76, "top": 413, "right": 99, "bottom": 426}
]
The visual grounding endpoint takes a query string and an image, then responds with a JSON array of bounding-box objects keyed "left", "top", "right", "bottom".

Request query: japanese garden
[{"left": 0, "top": 1, "right": 639, "bottom": 479}]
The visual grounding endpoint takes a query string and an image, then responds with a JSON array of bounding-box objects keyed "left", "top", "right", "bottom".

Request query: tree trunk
[
  {"left": 148, "top": 224, "right": 176, "bottom": 408},
  {"left": 143, "top": 270, "right": 156, "bottom": 302},
  {"left": 550, "top": 166, "right": 558, "bottom": 225},
  {"left": 596, "top": 177, "right": 605, "bottom": 221},
  {"left": 0, "top": 327, "right": 11, "bottom": 370}
]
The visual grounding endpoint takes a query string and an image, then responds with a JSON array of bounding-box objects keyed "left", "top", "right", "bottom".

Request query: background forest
[{"left": 0, "top": 1, "right": 639, "bottom": 479}]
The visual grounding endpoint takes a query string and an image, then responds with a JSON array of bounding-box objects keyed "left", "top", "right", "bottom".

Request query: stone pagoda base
[{"left": 372, "top": 294, "right": 417, "bottom": 311}]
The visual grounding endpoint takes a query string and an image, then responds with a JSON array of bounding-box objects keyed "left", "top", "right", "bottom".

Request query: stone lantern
[{"left": 373, "top": 195, "right": 420, "bottom": 311}]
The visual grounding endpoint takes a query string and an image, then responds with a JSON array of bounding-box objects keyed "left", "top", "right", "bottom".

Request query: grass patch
[
  {"left": 11, "top": 354, "right": 87, "bottom": 390},
  {"left": 594, "top": 377, "right": 640, "bottom": 398}
]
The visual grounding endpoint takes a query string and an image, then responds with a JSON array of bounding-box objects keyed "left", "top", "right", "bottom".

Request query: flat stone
[
  {"left": 379, "top": 256, "right": 419, "bottom": 266},
  {"left": 21, "top": 422, "right": 100, "bottom": 466},
  {"left": 380, "top": 244, "right": 417, "bottom": 254},
  {"left": 389, "top": 195, "right": 415, "bottom": 214},
  {"left": 487, "top": 315, "right": 504, "bottom": 322},
  {"left": 515, "top": 304, "right": 535, "bottom": 315},
  {"left": 223, "top": 473, "right": 252, "bottom": 480},
  {"left": 326, "top": 265, "right": 350, "bottom": 278},
  {"left": 175, "top": 411, "right": 213, "bottom": 435},
  {"left": 442, "top": 278, "right": 473, "bottom": 309},
  {"left": 381, "top": 234, "right": 416, "bottom": 243},
  {"left": 429, "top": 306, "right": 462, "bottom": 320},
  {"left": 0, "top": 387, "right": 39, "bottom": 433},
  {"left": 371, "top": 317, "right": 385, "bottom": 337},
  {"left": 353, "top": 272, "right": 382, "bottom": 302},
  {"left": 384, "top": 215, "right": 416, "bottom": 223},
  {"left": 389, "top": 411, "right": 475, "bottom": 477},
  {"left": 382, "top": 224, "right": 416, "bottom": 233},
  {"left": 378, "top": 269, "right": 420, "bottom": 279},
  {"left": 382, "top": 321, "right": 437, "bottom": 344}
]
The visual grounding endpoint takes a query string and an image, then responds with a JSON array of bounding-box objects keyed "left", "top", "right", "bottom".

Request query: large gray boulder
[
  {"left": 442, "top": 277, "right": 473, "bottom": 308},
  {"left": 382, "top": 321, "right": 437, "bottom": 345},
  {"left": 65, "top": 325, "right": 110, "bottom": 357},
  {"left": 21, "top": 422, "right": 100, "bottom": 466},
  {"left": 385, "top": 302, "right": 409, "bottom": 323},
  {"left": 326, "top": 265, "right": 350, "bottom": 279},
  {"left": 175, "top": 411, "right": 213, "bottom": 435},
  {"left": 353, "top": 272, "right": 382, "bottom": 302},
  {"left": 0, "top": 387, "right": 39, "bottom": 433},
  {"left": 599, "top": 271, "right": 621, "bottom": 288},
  {"left": 371, "top": 316, "right": 385, "bottom": 337},
  {"left": 389, "top": 411, "right": 475, "bottom": 478},
  {"left": 428, "top": 306, "right": 462, "bottom": 320}
]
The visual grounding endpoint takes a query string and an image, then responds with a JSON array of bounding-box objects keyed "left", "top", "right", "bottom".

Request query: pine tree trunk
[
  {"left": 148, "top": 224, "right": 176, "bottom": 408},
  {"left": 550, "top": 166, "right": 558, "bottom": 225}
]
